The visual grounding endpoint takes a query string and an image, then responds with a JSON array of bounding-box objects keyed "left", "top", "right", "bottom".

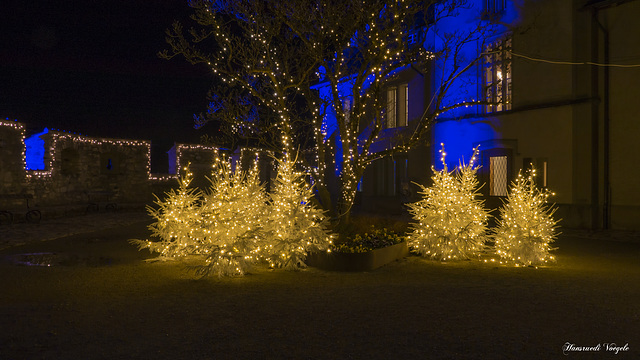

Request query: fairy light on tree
[
  {"left": 132, "top": 165, "right": 203, "bottom": 261},
  {"left": 132, "top": 159, "right": 268, "bottom": 277},
  {"left": 262, "top": 152, "right": 333, "bottom": 270},
  {"left": 160, "top": 0, "right": 503, "bottom": 227},
  {"left": 197, "top": 157, "right": 267, "bottom": 277},
  {"left": 492, "top": 167, "right": 559, "bottom": 267},
  {"left": 407, "top": 145, "right": 489, "bottom": 260}
]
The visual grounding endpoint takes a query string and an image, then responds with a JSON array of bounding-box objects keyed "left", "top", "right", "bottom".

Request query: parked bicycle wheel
[
  {"left": 86, "top": 203, "right": 99, "bottom": 213},
  {"left": 26, "top": 210, "right": 42, "bottom": 224},
  {"left": 0, "top": 210, "right": 14, "bottom": 225}
]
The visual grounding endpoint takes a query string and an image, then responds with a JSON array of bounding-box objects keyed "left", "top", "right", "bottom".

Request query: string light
[
  {"left": 492, "top": 167, "right": 559, "bottom": 267},
  {"left": 161, "top": 1, "right": 497, "bottom": 224},
  {"left": 133, "top": 150, "right": 333, "bottom": 276},
  {"left": 407, "top": 145, "right": 489, "bottom": 260},
  {"left": 261, "top": 152, "right": 334, "bottom": 270},
  {"left": 132, "top": 157, "right": 267, "bottom": 277},
  {"left": 2, "top": 120, "right": 221, "bottom": 182},
  {"left": 0, "top": 119, "right": 27, "bottom": 176}
]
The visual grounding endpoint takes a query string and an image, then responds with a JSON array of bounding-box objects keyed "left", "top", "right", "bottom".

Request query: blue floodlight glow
[
  {"left": 24, "top": 128, "right": 48, "bottom": 170},
  {"left": 309, "top": 0, "right": 521, "bottom": 175},
  {"left": 432, "top": 119, "right": 498, "bottom": 170}
]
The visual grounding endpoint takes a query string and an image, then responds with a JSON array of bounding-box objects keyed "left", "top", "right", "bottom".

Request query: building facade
[{"left": 354, "top": 0, "right": 640, "bottom": 230}]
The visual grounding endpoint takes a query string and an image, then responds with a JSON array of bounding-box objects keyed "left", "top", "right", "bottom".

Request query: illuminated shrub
[
  {"left": 132, "top": 160, "right": 267, "bottom": 277},
  {"left": 407, "top": 146, "right": 489, "bottom": 260},
  {"left": 132, "top": 167, "right": 203, "bottom": 260},
  {"left": 492, "top": 168, "right": 559, "bottom": 266},
  {"left": 261, "top": 153, "right": 333, "bottom": 270},
  {"left": 197, "top": 158, "right": 267, "bottom": 277}
]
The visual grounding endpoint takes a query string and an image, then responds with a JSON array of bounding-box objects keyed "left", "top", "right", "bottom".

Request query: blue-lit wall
[
  {"left": 312, "top": 1, "right": 522, "bottom": 180},
  {"left": 432, "top": 120, "right": 498, "bottom": 170},
  {"left": 429, "top": 0, "right": 519, "bottom": 168}
]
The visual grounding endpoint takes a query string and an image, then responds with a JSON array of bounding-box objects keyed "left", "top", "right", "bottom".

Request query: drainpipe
[
  {"left": 590, "top": 10, "right": 600, "bottom": 230},
  {"left": 590, "top": 8, "right": 611, "bottom": 230},
  {"left": 597, "top": 18, "right": 611, "bottom": 230}
]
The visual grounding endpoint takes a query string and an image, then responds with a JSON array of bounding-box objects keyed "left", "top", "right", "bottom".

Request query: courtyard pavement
[
  {"left": 0, "top": 211, "right": 639, "bottom": 359},
  {"left": 0, "top": 210, "right": 151, "bottom": 251}
]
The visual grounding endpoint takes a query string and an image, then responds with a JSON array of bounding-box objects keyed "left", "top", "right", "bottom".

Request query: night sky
[{"left": 1, "top": 0, "right": 213, "bottom": 171}]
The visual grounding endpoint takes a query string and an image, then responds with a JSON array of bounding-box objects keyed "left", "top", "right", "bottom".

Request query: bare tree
[{"left": 161, "top": 0, "right": 503, "bottom": 226}]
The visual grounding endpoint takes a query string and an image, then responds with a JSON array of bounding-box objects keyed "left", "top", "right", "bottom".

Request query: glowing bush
[
  {"left": 132, "top": 167, "right": 203, "bottom": 260},
  {"left": 407, "top": 146, "right": 489, "bottom": 260},
  {"left": 132, "top": 159, "right": 267, "bottom": 277},
  {"left": 197, "top": 158, "right": 267, "bottom": 276},
  {"left": 492, "top": 168, "right": 558, "bottom": 266},
  {"left": 261, "top": 153, "right": 333, "bottom": 270}
]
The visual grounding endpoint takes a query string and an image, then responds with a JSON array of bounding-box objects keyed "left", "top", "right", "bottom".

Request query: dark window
[
  {"left": 343, "top": 96, "right": 358, "bottom": 132},
  {"left": 484, "top": 0, "right": 506, "bottom": 14},
  {"left": 60, "top": 148, "right": 79, "bottom": 176},
  {"left": 395, "top": 156, "right": 409, "bottom": 198},
  {"left": 373, "top": 157, "right": 396, "bottom": 196}
]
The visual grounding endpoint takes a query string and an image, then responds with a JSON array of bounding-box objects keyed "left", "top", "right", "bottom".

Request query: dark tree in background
[{"left": 161, "top": 0, "right": 503, "bottom": 226}]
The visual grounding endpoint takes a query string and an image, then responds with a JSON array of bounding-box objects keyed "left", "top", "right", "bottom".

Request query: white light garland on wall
[
  {"left": 0, "top": 119, "right": 27, "bottom": 176},
  {"left": 23, "top": 130, "right": 152, "bottom": 179},
  {"left": 2, "top": 120, "right": 222, "bottom": 183},
  {"left": 174, "top": 143, "right": 220, "bottom": 179}
]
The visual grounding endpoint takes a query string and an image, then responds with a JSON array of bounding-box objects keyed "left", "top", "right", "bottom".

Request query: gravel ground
[
  {"left": 0, "top": 211, "right": 150, "bottom": 251},
  {"left": 1, "top": 214, "right": 639, "bottom": 359}
]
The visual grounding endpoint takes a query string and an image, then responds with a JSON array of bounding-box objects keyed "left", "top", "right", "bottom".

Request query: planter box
[{"left": 306, "top": 241, "right": 409, "bottom": 272}]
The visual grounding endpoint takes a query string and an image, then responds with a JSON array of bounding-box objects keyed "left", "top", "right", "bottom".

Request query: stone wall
[
  {"left": 0, "top": 120, "right": 28, "bottom": 208},
  {"left": 0, "top": 120, "right": 219, "bottom": 215}
]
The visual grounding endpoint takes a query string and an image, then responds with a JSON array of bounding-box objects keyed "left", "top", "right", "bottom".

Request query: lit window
[
  {"left": 386, "top": 84, "right": 408, "bottom": 128},
  {"left": 483, "top": 38, "right": 512, "bottom": 113},
  {"left": 490, "top": 155, "right": 508, "bottom": 196}
]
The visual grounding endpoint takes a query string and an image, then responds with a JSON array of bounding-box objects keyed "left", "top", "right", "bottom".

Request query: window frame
[
  {"left": 484, "top": 0, "right": 507, "bottom": 15},
  {"left": 489, "top": 155, "right": 509, "bottom": 196},
  {"left": 386, "top": 83, "right": 409, "bottom": 128},
  {"left": 481, "top": 148, "right": 512, "bottom": 198},
  {"left": 483, "top": 37, "right": 512, "bottom": 113}
]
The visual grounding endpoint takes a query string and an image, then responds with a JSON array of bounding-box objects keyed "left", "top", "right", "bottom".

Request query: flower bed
[{"left": 306, "top": 229, "right": 408, "bottom": 271}]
